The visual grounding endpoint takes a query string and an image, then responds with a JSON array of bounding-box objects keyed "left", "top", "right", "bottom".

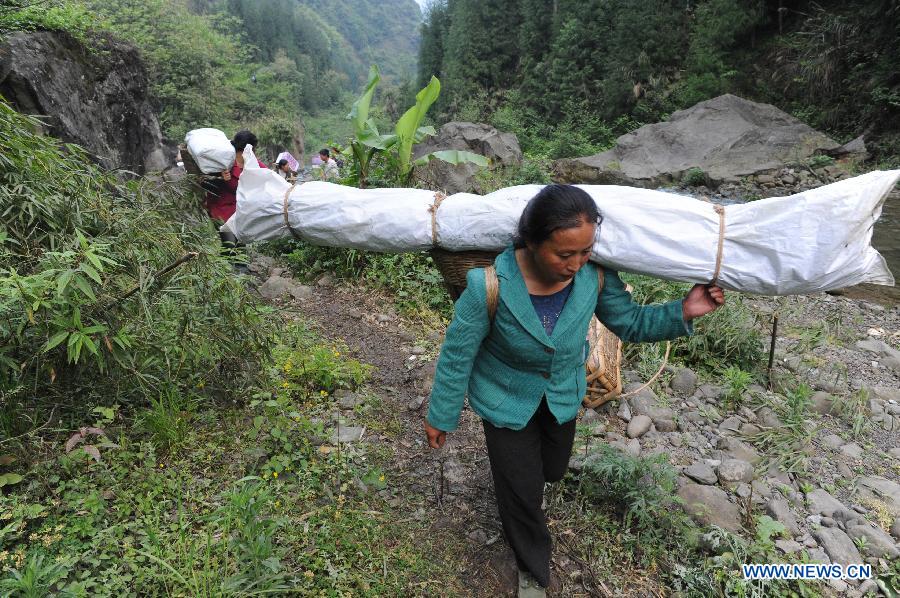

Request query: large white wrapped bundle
[
  {"left": 435, "top": 186, "right": 541, "bottom": 251},
  {"left": 227, "top": 153, "right": 437, "bottom": 251},
  {"left": 184, "top": 128, "right": 235, "bottom": 174},
  {"left": 578, "top": 176, "right": 896, "bottom": 294},
  {"left": 223, "top": 148, "right": 897, "bottom": 295}
]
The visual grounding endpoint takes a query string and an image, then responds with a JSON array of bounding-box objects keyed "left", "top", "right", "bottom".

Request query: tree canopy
[{"left": 419, "top": 0, "right": 900, "bottom": 158}]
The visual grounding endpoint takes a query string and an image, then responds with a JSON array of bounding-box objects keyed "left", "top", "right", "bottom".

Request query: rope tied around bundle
[
  {"left": 711, "top": 203, "right": 726, "bottom": 286},
  {"left": 595, "top": 202, "right": 726, "bottom": 404},
  {"left": 283, "top": 184, "right": 302, "bottom": 240},
  {"left": 429, "top": 191, "right": 447, "bottom": 246}
]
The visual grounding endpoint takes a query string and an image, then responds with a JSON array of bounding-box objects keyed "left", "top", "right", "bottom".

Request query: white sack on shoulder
[
  {"left": 576, "top": 172, "right": 897, "bottom": 294},
  {"left": 184, "top": 128, "right": 235, "bottom": 174},
  {"left": 221, "top": 145, "right": 292, "bottom": 240},
  {"left": 435, "top": 185, "right": 542, "bottom": 251},
  {"left": 441, "top": 173, "right": 897, "bottom": 294}
]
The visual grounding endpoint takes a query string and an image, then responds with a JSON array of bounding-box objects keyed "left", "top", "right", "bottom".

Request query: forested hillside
[
  {"left": 196, "top": 0, "right": 421, "bottom": 87},
  {"left": 420, "top": 0, "right": 900, "bottom": 161},
  {"left": 0, "top": 0, "right": 420, "bottom": 147},
  {"left": 295, "top": 0, "right": 422, "bottom": 84}
]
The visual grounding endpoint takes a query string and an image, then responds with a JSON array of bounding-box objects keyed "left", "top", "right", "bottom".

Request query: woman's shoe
[{"left": 517, "top": 569, "right": 546, "bottom": 598}]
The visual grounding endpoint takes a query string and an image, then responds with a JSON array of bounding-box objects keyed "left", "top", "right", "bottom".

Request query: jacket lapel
[
  {"left": 550, "top": 264, "right": 595, "bottom": 339},
  {"left": 495, "top": 247, "right": 552, "bottom": 346}
]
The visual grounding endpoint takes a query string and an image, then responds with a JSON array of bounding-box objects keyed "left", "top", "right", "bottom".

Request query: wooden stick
[
  {"left": 767, "top": 314, "right": 779, "bottom": 390},
  {"left": 117, "top": 252, "right": 199, "bottom": 302}
]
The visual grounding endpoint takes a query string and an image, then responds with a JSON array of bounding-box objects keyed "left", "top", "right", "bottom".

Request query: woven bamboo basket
[
  {"left": 430, "top": 249, "right": 501, "bottom": 300},
  {"left": 429, "top": 249, "right": 623, "bottom": 408},
  {"left": 179, "top": 146, "right": 239, "bottom": 214},
  {"left": 179, "top": 145, "right": 203, "bottom": 176}
]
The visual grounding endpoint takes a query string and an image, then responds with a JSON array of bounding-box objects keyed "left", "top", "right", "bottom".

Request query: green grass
[
  {"left": 748, "top": 383, "right": 815, "bottom": 475},
  {"left": 0, "top": 321, "right": 459, "bottom": 596},
  {"left": 832, "top": 388, "right": 870, "bottom": 439},
  {"left": 621, "top": 273, "right": 765, "bottom": 375}
]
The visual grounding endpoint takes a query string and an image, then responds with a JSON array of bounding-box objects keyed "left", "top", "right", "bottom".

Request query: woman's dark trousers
[{"left": 481, "top": 398, "right": 577, "bottom": 588}]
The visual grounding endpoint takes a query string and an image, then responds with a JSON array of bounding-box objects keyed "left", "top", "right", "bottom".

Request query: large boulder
[
  {"left": 678, "top": 483, "right": 742, "bottom": 532},
  {"left": 413, "top": 121, "right": 522, "bottom": 193},
  {"left": 555, "top": 94, "right": 840, "bottom": 187},
  {"left": 0, "top": 30, "right": 170, "bottom": 174}
]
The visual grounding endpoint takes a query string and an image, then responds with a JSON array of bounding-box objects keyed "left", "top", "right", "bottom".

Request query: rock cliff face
[{"left": 0, "top": 30, "right": 170, "bottom": 173}]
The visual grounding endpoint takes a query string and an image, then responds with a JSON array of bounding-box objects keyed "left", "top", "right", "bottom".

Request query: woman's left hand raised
[{"left": 682, "top": 284, "right": 725, "bottom": 321}]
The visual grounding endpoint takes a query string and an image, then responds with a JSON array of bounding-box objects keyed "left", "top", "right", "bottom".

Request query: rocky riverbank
[{"left": 571, "top": 291, "right": 900, "bottom": 596}]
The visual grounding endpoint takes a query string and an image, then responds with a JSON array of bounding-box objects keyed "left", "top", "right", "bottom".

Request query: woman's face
[{"left": 528, "top": 218, "right": 596, "bottom": 283}]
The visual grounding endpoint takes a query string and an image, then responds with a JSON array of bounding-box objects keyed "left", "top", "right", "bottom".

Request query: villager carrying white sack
[
  {"left": 223, "top": 145, "right": 898, "bottom": 296},
  {"left": 219, "top": 145, "right": 898, "bottom": 597},
  {"left": 422, "top": 184, "right": 725, "bottom": 593}
]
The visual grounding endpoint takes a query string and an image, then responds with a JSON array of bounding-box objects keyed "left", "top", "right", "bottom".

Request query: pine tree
[
  {"left": 418, "top": 0, "right": 451, "bottom": 89},
  {"left": 442, "top": 0, "right": 523, "bottom": 109}
]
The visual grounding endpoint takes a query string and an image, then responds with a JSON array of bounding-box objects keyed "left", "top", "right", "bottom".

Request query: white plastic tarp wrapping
[
  {"left": 184, "top": 128, "right": 235, "bottom": 174},
  {"left": 223, "top": 147, "right": 898, "bottom": 295},
  {"left": 225, "top": 148, "right": 438, "bottom": 252}
]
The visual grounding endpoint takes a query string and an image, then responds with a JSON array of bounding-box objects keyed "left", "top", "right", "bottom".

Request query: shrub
[
  {"left": 578, "top": 445, "right": 690, "bottom": 549},
  {"left": 0, "top": 1, "right": 94, "bottom": 39},
  {"left": 621, "top": 274, "right": 765, "bottom": 375},
  {"left": 474, "top": 154, "right": 553, "bottom": 193},
  {"left": 682, "top": 167, "right": 708, "bottom": 187},
  {"left": 0, "top": 99, "right": 273, "bottom": 418}
]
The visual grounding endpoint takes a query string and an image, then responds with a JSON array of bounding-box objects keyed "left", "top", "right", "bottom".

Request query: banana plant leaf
[
  {"left": 347, "top": 66, "right": 380, "bottom": 135},
  {"left": 394, "top": 76, "right": 441, "bottom": 176},
  {"left": 413, "top": 149, "right": 489, "bottom": 168}
]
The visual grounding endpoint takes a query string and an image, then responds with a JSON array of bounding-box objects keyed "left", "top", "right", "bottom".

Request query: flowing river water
[
  {"left": 874, "top": 193, "right": 899, "bottom": 280},
  {"left": 865, "top": 192, "right": 900, "bottom": 305}
]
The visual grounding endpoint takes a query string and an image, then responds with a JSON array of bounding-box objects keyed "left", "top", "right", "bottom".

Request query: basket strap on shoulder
[
  {"left": 485, "top": 265, "right": 499, "bottom": 322},
  {"left": 597, "top": 266, "right": 604, "bottom": 294}
]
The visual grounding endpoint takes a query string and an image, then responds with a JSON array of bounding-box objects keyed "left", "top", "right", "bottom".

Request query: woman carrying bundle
[
  {"left": 205, "top": 130, "right": 266, "bottom": 223},
  {"left": 423, "top": 184, "right": 725, "bottom": 596}
]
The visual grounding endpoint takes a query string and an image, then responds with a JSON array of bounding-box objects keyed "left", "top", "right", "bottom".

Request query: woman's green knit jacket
[{"left": 426, "top": 246, "right": 692, "bottom": 431}]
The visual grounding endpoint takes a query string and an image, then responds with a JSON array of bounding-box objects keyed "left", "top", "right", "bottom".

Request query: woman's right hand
[
  {"left": 424, "top": 420, "right": 446, "bottom": 449},
  {"left": 221, "top": 170, "right": 231, "bottom": 181}
]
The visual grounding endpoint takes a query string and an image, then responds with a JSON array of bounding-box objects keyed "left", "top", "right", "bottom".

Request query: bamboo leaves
[{"left": 0, "top": 97, "right": 273, "bottom": 397}]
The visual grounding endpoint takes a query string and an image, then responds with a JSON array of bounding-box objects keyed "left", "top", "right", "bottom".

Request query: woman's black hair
[
  {"left": 231, "top": 130, "right": 258, "bottom": 152},
  {"left": 514, "top": 184, "right": 602, "bottom": 249},
  {"left": 277, "top": 158, "right": 289, "bottom": 168},
  {"left": 319, "top": 148, "right": 330, "bottom": 158}
]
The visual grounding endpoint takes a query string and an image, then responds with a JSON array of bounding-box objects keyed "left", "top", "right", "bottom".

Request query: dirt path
[{"left": 288, "top": 281, "right": 526, "bottom": 597}]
